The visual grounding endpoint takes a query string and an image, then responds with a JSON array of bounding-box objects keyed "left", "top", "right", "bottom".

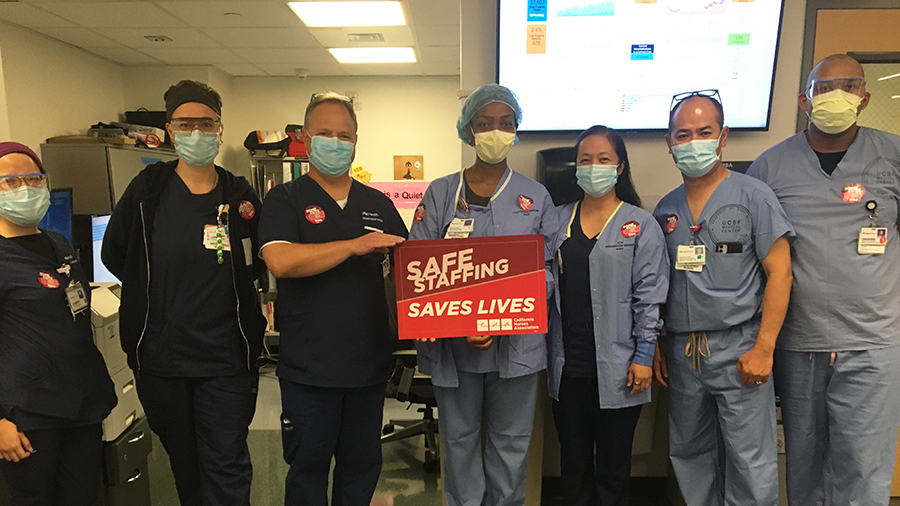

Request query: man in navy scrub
[
  {"left": 258, "top": 92, "right": 407, "bottom": 506},
  {"left": 652, "top": 91, "right": 794, "bottom": 506},
  {"left": 748, "top": 54, "right": 900, "bottom": 505}
]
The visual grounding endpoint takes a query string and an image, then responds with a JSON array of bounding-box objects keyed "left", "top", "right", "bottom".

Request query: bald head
[{"left": 807, "top": 54, "right": 865, "bottom": 91}]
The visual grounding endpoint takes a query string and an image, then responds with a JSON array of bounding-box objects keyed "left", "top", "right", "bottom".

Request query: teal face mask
[
  {"left": 671, "top": 135, "right": 722, "bottom": 178},
  {"left": 173, "top": 130, "right": 220, "bottom": 168},
  {"left": 0, "top": 185, "right": 50, "bottom": 226},
  {"left": 576, "top": 164, "right": 618, "bottom": 197},
  {"left": 309, "top": 136, "right": 355, "bottom": 177}
]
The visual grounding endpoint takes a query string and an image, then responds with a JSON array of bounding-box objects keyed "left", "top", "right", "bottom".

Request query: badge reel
[
  {"left": 675, "top": 224, "right": 706, "bottom": 272},
  {"left": 58, "top": 263, "right": 88, "bottom": 319},
  {"left": 204, "top": 204, "right": 231, "bottom": 263},
  {"left": 445, "top": 198, "right": 475, "bottom": 239},
  {"left": 858, "top": 200, "right": 888, "bottom": 255}
]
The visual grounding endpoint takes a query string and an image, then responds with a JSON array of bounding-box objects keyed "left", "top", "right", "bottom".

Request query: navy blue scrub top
[
  {"left": 0, "top": 231, "right": 116, "bottom": 430},
  {"left": 559, "top": 204, "right": 599, "bottom": 378},
  {"left": 144, "top": 175, "right": 244, "bottom": 377},
  {"left": 258, "top": 176, "right": 408, "bottom": 388}
]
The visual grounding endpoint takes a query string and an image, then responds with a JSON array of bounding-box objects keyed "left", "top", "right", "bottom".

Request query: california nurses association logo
[
  {"left": 621, "top": 220, "right": 641, "bottom": 238},
  {"left": 414, "top": 203, "right": 426, "bottom": 222},
  {"left": 518, "top": 195, "right": 533, "bottom": 212},
  {"left": 305, "top": 205, "right": 325, "bottom": 224},
  {"left": 666, "top": 214, "right": 678, "bottom": 234}
]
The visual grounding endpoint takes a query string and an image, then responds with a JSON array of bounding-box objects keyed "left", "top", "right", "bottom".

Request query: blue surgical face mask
[
  {"left": 173, "top": 130, "right": 220, "bottom": 168},
  {"left": 576, "top": 164, "right": 618, "bottom": 197},
  {"left": 0, "top": 185, "right": 50, "bottom": 227},
  {"left": 309, "top": 136, "right": 355, "bottom": 177},
  {"left": 671, "top": 134, "right": 722, "bottom": 178}
]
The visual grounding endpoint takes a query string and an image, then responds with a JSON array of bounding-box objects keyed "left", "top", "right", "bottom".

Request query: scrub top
[
  {"left": 653, "top": 171, "right": 794, "bottom": 334},
  {"left": 0, "top": 231, "right": 116, "bottom": 431},
  {"left": 748, "top": 128, "right": 900, "bottom": 351},
  {"left": 547, "top": 201, "right": 669, "bottom": 407},
  {"left": 409, "top": 167, "right": 558, "bottom": 388},
  {"left": 258, "top": 175, "right": 408, "bottom": 388}
]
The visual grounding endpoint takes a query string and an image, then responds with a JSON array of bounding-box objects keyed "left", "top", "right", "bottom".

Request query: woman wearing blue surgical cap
[
  {"left": 547, "top": 126, "right": 668, "bottom": 506},
  {"left": 409, "top": 84, "right": 558, "bottom": 505}
]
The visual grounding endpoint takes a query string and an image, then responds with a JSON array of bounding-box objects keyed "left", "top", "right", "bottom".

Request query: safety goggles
[
  {"left": 806, "top": 78, "right": 866, "bottom": 97},
  {"left": 670, "top": 89, "right": 722, "bottom": 111},
  {"left": 0, "top": 173, "right": 49, "bottom": 191},
  {"left": 169, "top": 117, "right": 222, "bottom": 133}
]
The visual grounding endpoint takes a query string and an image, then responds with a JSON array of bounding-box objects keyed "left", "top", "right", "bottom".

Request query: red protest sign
[{"left": 394, "top": 234, "right": 547, "bottom": 340}]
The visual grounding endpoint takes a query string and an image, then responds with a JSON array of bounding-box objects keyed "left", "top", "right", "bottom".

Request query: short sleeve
[
  {"left": 258, "top": 184, "right": 301, "bottom": 246},
  {"left": 750, "top": 185, "right": 795, "bottom": 262}
]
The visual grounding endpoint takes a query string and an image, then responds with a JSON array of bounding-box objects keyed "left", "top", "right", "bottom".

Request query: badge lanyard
[
  {"left": 216, "top": 204, "right": 228, "bottom": 265},
  {"left": 675, "top": 223, "right": 706, "bottom": 272},
  {"left": 859, "top": 200, "right": 888, "bottom": 255},
  {"left": 57, "top": 263, "right": 88, "bottom": 319},
  {"left": 450, "top": 167, "right": 512, "bottom": 220}
]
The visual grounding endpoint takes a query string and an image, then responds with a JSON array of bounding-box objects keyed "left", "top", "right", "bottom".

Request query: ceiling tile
[
  {"left": 309, "top": 26, "right": 414, "bottom": 48},
  {"left": 340, "top": 62, "right": 422, "bottom": 76},
  {"left": 102, "top": 27, "right": 221, "bottom": 47},
  {"left": 157, "top": 2, "right": 302, "bottom": 28},
  {"left": 0, "top": 3, "right": 75, "bottom": 28},
  {"left": 417, "top": 45, "right": 459, "bottom": 63},
  {"left": 421, "top": 61, "right": 460, "bottom": 76},
  {"left": 30, "top": 26, "right": 121, "bottom": 47},
  {"left": 231, "top": 46, "right": 336, "bottom": 64},
  {"left": 81, "top": 45, "right": 162, "bottom": 64},
  {"left": 213, "top": 62, "right": 268, "bottom": 77},
  {"left": 36, "top": 2, "right": 187, "bottom": 28},
  {"left": 138, "top": 46, "right": 244, "bottom": 64},
  {"left": 415, "top": 25, "right": 458, "bottom": 46},
  {"left": 406, "top": 0, "right": 459, "bottom": 27},
  {"left": 256, "top": 61, "right": 346, "bottom": 77},
  {"left": 200, "top": 27, "right": 319, "bottom": 48}
]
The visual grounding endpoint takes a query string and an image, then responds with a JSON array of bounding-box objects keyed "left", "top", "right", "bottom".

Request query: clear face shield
[{"left": 806, "top": 78, "right": 866, "bottom": 98}]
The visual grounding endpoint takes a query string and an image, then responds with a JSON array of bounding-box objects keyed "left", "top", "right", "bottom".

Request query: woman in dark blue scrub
[
  {"left": 0, "top": 142, "right": 117, "bottom": 505},
  {"left": 102, "top": 81, "right": 266, "bottom": 506}
]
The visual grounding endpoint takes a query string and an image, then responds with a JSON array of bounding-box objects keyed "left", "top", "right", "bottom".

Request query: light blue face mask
[
  {"left": 309, "top": 136, "right": 355, "bottom": 177},
  {"left": 0, "top": 185, "right": 50, "bottom": 226},
  {"left": 173, "top": 130, "right": 220, "bottom": 168},
  {"left": 671, "top": 135, "right": 722, "bottom": 178},
  {"left": 576, "top": 164, "right": 618, "bottom": 197}
]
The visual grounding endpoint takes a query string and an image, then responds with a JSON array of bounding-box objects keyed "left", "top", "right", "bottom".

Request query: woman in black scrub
[
  {"left": 103, "top": 80, "right": 266, "bottom": 506},
  {"left": 0, "top": 142, "right": 117, "bottom": 505}
]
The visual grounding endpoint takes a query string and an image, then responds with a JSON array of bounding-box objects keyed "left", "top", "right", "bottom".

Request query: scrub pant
[
  {"left": 0, "top": 422, "right": 102, "bottom": 506},
  {"left": 136, "top": 370, "right": 259, "bottom": 506},
  {"left": 774, "top": 346, "right": 900, "bottom": 506},
  {"left": 278, "top": 380, "right": 384, "bottom": 506},
  {"left": 434, "top": 371, "right": 540, "bottom": 506},
  {"left": 551, "top": 376, "right": 643, "bottom": 506},
  {"left": 666, "top": 323, "right": 778, "bottom": 506}
]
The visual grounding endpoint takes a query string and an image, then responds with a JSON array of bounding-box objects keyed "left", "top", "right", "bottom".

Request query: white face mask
[
  {"left": 808, "top": 89, "right": 862, "bottom": 134},
  {"left": 473, "top": 129, "right": 516, "bottom": 164}
]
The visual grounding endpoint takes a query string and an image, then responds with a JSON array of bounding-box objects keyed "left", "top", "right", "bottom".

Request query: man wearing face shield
[
  {"left": 257, "top": 92, "right": 407, "bottom": 505},
  {"left": 747, "top": 54, "right": 900, "bottom": 505},
  {"left": 102, "top": 80, "right": 267, "bottom": 506},
  {"left": 652, "top": 91, "right": 794, "bottom": 506},
  {"left": 408, "top": 84, "right": 558, "bottom": 506}
]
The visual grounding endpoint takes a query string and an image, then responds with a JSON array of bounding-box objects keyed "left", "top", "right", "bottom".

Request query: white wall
[
  {"left": 0, "top": 20, "right": 124, "bottom": 153},
  {"left": 0, "top": 46, "right": 10, "bottom": 141},
  {"left": 460, "top": 0, "right": 807, "bottom": 210}
]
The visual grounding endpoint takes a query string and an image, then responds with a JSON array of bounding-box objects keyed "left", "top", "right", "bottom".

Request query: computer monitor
[
  {"left": 40, "top": 188, "right": 73, "bottom": 242},
  {"left": 91, "top": 215, "right": 120, "bottom": 283}
]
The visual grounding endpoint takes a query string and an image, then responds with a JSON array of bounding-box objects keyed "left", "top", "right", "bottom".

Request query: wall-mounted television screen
[{"left": 497, "top": 0, "right": 785, "bottom": 131}]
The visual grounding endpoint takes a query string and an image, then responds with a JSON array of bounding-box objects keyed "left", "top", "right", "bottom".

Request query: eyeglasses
[
  {"left": 806, "top": 78, "right": 866, "bottom": 97},
  {"left": 169, "top": 117, "right": 222, "bottom": 133},
  {"left": 670, "top": 89, "right": 722, "bottom": 111},
  {"left": 0, "top": 173, "right": 49, "bottom": 191}
]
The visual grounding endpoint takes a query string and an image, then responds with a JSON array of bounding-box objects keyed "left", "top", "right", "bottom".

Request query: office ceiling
[{"left": 0, "top": 0, "right": 461, "bottom": 77}]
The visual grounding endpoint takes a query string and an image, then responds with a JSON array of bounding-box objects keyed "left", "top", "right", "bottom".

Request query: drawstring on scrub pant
[{"left": 685, "top": 331, "right": 710, "bottom": 372}]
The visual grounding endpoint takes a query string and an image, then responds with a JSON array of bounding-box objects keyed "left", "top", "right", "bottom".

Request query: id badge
[
  {"left": 203, "top": 224, "right": 231, "bottom": 251},
  {"left": 65, "top": 280, "right": 89, "bottom": 317},
  {"left": 382, "top": 254, "right": 391, "bottom": 278},
  {"left": 675, "top": 244, "right": 706, "bottom": 272},
  {"left": 445, "top": 218, "right": 475, "bottom": 239},
  {"left": 858, "top": 227, "right": 888, "bottom": 254}
]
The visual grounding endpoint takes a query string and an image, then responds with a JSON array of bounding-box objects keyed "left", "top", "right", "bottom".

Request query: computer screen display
[
  {"left": 91, "top": 215, "right": 120, "bottom": 284},
  {"left": 40, "top": 188, "right": 74, "bottom": 242}
]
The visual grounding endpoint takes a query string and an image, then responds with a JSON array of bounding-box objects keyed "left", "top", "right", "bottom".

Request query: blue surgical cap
[{"left": 456, "top": 84, "right": 523, "bottom": 143}]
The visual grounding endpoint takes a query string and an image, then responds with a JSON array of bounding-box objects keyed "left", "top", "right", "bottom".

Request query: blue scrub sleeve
[
  {"left": 749, "top": 186, "right": 796, "bottom": 262},
  {"left": 258, "top": 184, "right": 302, "bottom": 245},
  {"left": 538, "top": 192, "right": 561, "bottom": 302},
  {"left": 630, "top": 216, "right": 669, "bottom": 367},
  {"left": 745, "top": 156, "right": 767, "bottom": 181},
  {"left": 409, "top": 178, "right": 449, "bottom": 241}
]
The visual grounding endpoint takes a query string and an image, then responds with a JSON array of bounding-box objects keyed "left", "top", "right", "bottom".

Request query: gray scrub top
[
  {"left": 748, "top": 128, "right": 900, "bottom": 351},
  {"left": 653, "top": 171, "right": 795, "bottom": 334}
]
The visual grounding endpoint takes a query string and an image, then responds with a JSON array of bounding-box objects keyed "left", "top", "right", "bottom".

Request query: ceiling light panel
[
  {"left": 329, "top": 47, "right": 416, "bottom": 64},
  {"left": 288, "top": 1, "right": 405, "bottom": 27}
]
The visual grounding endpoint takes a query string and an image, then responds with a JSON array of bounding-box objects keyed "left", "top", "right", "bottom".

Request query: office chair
[{"left": 382, "top": 349, "right": 440, "bottom": 473}]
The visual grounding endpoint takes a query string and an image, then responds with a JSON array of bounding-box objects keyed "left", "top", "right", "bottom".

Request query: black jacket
[{"left": 101, "top": 160, "right": 266, "bottom": 372}]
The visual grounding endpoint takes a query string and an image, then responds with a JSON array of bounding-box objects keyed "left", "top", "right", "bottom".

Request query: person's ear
[
  {"left": 719, "top": 126, "right": 729, "bottom": 149},
  {"left": 858, "top": 91, "right": 871, "bottom": 114},
  {"left": 466, "top": 126, "right": 475, "bottom": 146},
  {"left": 664, "top": 134, "right": 674, "bottom": 155},
  {"left": 798, "top": 92, "right": 809, "bottom": 112},
  {"left": 166, "top": 123, "right": 175, "bottom": 146},
  {"left": 616, "top": 162, "right": 624, "bottom": 177}
]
